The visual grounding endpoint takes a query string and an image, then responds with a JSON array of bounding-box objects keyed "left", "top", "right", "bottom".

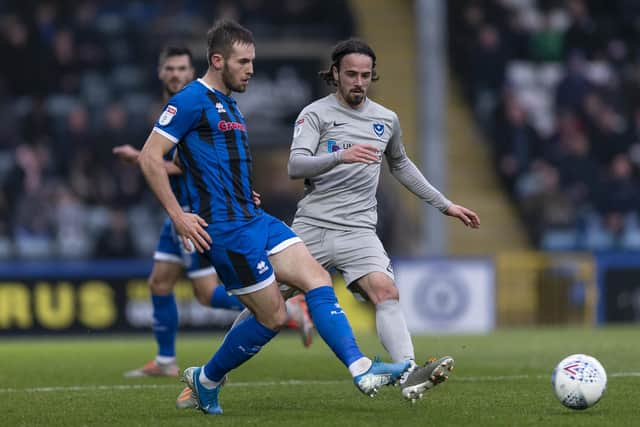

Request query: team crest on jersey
[
  {"left": 215, "top": 102, "right": 226, "bottom": 113},
  {"left": 159, "top": 105, "right": 177, "bottom": 125},
  {"left": 373, "top": 123, "right": 385, "bottom": 137}
]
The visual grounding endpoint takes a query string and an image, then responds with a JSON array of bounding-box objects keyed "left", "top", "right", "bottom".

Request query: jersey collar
[{"left": 197, "top": 78, "right": 236, "bottom": 104}]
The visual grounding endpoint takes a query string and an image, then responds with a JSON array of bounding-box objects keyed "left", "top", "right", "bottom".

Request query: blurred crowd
[
  {"left": 450, "top": 0, "right": 640, "bottom": 250},
  {"left": 0, "top": 1, "right": 353, "bottom": 259}
]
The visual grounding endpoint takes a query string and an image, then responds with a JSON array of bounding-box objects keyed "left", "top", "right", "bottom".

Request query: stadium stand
[{"left": 449, "top": 0, "right": 640, "bottom": 250}]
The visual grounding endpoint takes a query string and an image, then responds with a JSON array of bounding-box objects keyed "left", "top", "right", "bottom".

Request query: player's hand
[
  {"left": 112, "top": 144, "right": 140, "bottom": 164},
  {"left": 252, "top": 190, "right": 262, "bottom": 207},
  {"left": 171, "top": 212, "right": 212, "bottom": 253},
  {"left": 445, "top": 204, "right": 480, "bottom": 228},
  {"left": 340, "top": 144, "right": 381, "bottom": 164},
  {"left": 172, "top": 152, "right": 184, "bottom": 172}
]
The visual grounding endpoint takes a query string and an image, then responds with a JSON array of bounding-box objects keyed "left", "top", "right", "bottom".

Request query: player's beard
[
  {"left": 164, "top": 80, "right": 183, "bottom": 97},
  {"left": 222, "top": 63, "right": 247, "bottom": 93},
  {"left": 341, "top": 86, "right": 365, "bottom": 107}
]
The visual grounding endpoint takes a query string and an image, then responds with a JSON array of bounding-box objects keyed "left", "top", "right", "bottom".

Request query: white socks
[
  {"left": 155, "top": 355, "right": 176, "bottom": 365},
  {"left": 348, "top": 357, "right": 373, "bottom": 377},
  {"left": 375, "top": 299, "right": 415, "bottom": 363},
  {"left": 199, "top": 367, "right": 222, "bottom": 389}
]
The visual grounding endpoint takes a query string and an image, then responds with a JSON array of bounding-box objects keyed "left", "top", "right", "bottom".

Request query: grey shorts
[{"left": 292, "top": 221, "right": 395, "bottom": 293}]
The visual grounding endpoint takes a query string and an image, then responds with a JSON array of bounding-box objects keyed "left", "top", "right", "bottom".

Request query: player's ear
[
  {"left": 211, "top": 53, "right": 224, "bottom": 70},
  {"left": 332, "top": 64, "right": 339, "bottom": 83}
]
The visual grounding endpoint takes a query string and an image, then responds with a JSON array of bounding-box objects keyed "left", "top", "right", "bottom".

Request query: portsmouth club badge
[
  {"left": 373, "top": 122, "right": 384, "bottom": 137},
  {"left": 159, "top": 105, "right": 177, "bottom": 125}
]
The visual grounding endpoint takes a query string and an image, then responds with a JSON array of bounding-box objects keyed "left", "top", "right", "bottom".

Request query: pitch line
[{"left": 0, "top": 373, "right": 637, "bottom": 394}]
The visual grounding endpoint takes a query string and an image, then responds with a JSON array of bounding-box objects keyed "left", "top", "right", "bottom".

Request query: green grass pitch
[{"left": 1, "top": 326, "right": 637, "bottom": 426}]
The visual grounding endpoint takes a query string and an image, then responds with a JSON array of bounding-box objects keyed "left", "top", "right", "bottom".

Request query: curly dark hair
[{"left": 318, "top": 38, "right": 379, "bottom": 86}]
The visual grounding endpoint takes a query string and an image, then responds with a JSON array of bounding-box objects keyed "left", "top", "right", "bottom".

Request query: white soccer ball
[{"left": 551, "top": 354, "right": 607, "bottom": 410}]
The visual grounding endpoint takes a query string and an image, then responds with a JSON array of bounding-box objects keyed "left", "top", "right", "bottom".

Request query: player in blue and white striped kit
[
  {"left": 115, "top": 46, "right": 313, "bottom": 383},
  {"left": 139, "top": 20, "right": 412, "bottom": 415},
  {"left": 114, "top": 47, "right": 242, "bottom": 380}
]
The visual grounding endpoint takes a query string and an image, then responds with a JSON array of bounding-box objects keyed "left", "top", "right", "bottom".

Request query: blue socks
[
  {"left": 200, "top": 286, "right": 363, "bottom": 383},
  {"left": 151, "top": 294, "right": 178, "bottom": 358},
  {"left": 203, "top": 315, "right": 278, "bottom": 382},
  {"left": 152, "top": 286, "right": 242, "bottom": 360},
  {"left": 305, "top": 286, "right": 364, "bottom": 367},
  {"left": 210, "top": 285, "right": 244, "bottom": 311}
]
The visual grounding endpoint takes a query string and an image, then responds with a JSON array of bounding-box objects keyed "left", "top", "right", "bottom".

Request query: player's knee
[
  {"left": 287, "top": 261, "right": 332, "bottom": 293},
  {"left": 370, "top": 283, "right": 399, "bottom": 304},
  {"left": 257, "top": 307, "right": 288, "bottom": 331},
  {"left": 306, "top": 264, "right": 332, "bottom": 288},
  {"left": 192, "top": 286, "right": 211, "bottom": 306},
  {"left": 314, "top": 267, "right": 332, "bottom": 286},
  {"left": 148, "top": 274, "right": 173, "bottom": 295}
]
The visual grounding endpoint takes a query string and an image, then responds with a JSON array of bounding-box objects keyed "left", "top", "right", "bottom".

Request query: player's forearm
[
  {"left": 134, "top": 150, "right": 181, "bottom": 175},
  {"left": 389, "top": 157, "right": 452, "bottom": 212},
  {"left": 139, "top": 151, "right": 184, "bottom": 219},
  {"left": 114, "top": 145, "right": 181, "bottom": 175},
  {"left": 288, "top": 149, "right": 342, "bottom": 179}
]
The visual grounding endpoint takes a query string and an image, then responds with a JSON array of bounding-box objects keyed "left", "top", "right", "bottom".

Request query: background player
[
  {"left": 115, "top": 46, "right": 312, "bottom": 380},
  {"left": 287, "top": 38, "right": 481, "bottom": 402}
]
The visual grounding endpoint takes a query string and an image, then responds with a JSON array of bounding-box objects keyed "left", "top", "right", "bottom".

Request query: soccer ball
[{"left": 551, "top": 354, "right": 607, "bottom": 410}]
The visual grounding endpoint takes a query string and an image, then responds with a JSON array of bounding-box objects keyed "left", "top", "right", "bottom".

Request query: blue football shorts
[
  {"left": 207, "top": 213, "right": 301, "bottom": 295},
  {"left": 153, "top": 218, "right": 217, "bottom": 279}
]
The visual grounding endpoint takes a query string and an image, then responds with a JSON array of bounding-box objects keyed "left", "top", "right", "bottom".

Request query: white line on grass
[
  {"left": 1, "top": 373, "right": 637, "bottom": 394},
  {"left": 0, "top": 380, "right": 346, "bottom": 394}
]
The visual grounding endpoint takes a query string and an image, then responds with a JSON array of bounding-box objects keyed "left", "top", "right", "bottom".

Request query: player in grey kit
[{"left": 287, "top": 38, "right": 481, "bottom": 402}]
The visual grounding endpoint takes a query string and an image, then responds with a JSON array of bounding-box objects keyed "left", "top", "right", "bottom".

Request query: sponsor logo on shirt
[
  {"left": 327, "top": 140, "right": 352, "bottom": 152},
  {"left": 158, "top": 105, "right": 177, "bottom": 125},
  {"left": 218, "top": 120, "right": 247, "bottom": 132}
]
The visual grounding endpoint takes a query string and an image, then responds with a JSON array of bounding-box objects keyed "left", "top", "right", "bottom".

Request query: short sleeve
[
  {"left": 153, "top": 90, "right": 200, "bottom": 144},
  {"left": 290, "top": 109, "right": 321, "bottom": 154}
]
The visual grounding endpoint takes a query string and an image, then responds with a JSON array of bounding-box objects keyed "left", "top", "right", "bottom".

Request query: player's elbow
[
  {"left": 287, "top": 163, "right": 303, "bottom": 180},
  {"left": 138, "top": 145, "right": 157, "bottom": 176}
]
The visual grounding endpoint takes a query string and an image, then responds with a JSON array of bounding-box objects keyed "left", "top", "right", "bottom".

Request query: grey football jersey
[{"left": 290, "top": 94, "right": 405, "bottom": 230}]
